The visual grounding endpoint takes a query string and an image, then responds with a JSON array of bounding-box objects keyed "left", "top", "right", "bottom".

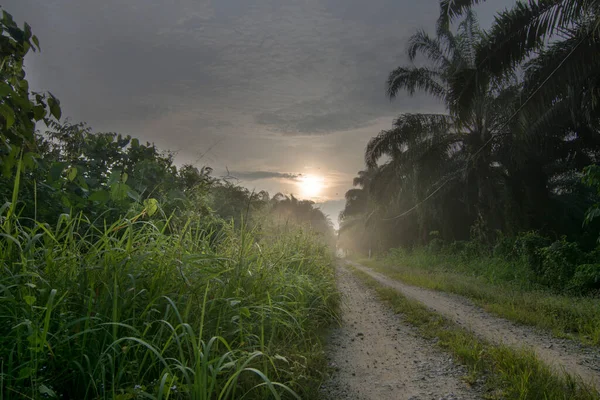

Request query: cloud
[
  {"left": 229, "top": 170, "right": 302, "bottom": 181},
  {"left": 6, "top": 0, "right": 516, "bottom": 222}
]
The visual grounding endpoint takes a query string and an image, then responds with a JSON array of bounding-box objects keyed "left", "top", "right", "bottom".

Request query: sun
[{"left": 298, "top": 175, "right": 324, "bottom": 198}]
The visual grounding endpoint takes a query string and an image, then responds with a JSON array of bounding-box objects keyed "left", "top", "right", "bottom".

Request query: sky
[{"left": 6, "top": 0, "right": 515, "bottom": 227}]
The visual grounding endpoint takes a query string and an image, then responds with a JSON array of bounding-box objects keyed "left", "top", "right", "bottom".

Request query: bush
[
  {"left": 428, "top": 238, "right": 445, "bottom": 254},
  {"left": 493, "top": 234, "right": 517, "bottom": 259},
  {"left": 537, "top": 238, "right": 585, "bottom": 289},
  {"left": 446, "top": 240, "right": 469, "bottom": 255},
  {"left": 569, "top": 264, "right": 600, "bottom": 293},
  {"left": 513, "top": 231, "right": 551, "bottom": 275}
]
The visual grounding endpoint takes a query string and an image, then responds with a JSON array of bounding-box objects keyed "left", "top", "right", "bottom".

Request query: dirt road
[
  {"left": 321, "top": 264, "right": 481, "bottom": 399},
  {"left": 347, "top": 260, "right": 600, "bottom": 389}
]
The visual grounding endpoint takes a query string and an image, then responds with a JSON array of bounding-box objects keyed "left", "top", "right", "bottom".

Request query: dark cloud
[
  {"left": 256, "top": 109, "right": 377, "bottom": 135},
  {"left": 229, "top": 171, "right": 301, "bottom": 181}
]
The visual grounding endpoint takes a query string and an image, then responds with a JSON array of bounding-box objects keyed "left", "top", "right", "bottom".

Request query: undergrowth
[
  {"left": 0, "top": 205, "right": 339, "bottom": 399},
  {"left": 361, "top": 248, "right": 600, "bottom": 345}
]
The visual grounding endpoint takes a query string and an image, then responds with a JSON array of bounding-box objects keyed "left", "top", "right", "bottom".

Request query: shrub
[
  {"left": 569, "top": 264, "right": 600, "bottom": 293},
  {"left": 428, "top": 238, "right": 445, "bottom": 254},
  {"left": 513, "top": 231, "right": 551, "bottom": 275},
  {"left": 537, "top": 238, "right": 584, "bottom": 289},
  {"left": 493, "top": 234, "right": 517, "bottom": 259},
  {"left": 446, "top": 240, "right": 469, "bottom": 255}
]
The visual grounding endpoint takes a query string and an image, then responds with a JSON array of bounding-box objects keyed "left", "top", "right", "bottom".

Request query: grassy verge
[
  {"left": 348, "top": 265, "right": 599, "bottom": 400},
  {"left": 358, "top": 251, "right": 600, "bottom": 346},
  {"left": 0, "top": 209, "right": 339, "bottom": 399}
]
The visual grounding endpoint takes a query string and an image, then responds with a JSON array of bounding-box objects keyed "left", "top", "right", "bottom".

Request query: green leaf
[
  {"left": 2, "top": 144, "right": 20, "bottom": 177},
  {"left": 108, "top": 170, "right": 121, "bottom": 186},
  {"left": 67, "top": 167, "right": 77, "bottom": 181},
  {"left": 24, "top": 295, "right": 36, "bottom": 306},
  {"left": 274, "top": 354, "right": 289, "bottom": 363},
  {"left": 22, "top": 151, "right": 37, "bottom": 170},
  {"left": 49, "top": 162, "right": 65, "bottom": 182},
  {"left": 48, "top": 95, "right": 61, "bottom": 120},
  {"left": 0, "top": 104, "right": 15, "bottom": 128},
  {"left": 24, "top": 22, "right": 32, "bottom": 40},
  {"left": 39, "top": 384, "right": 57, "bottom": 398},
  {"left": 127, "top": 188, "right": 141, "bottom": 202},
  {"left": 89, "top": 190, "right": 110, "bottom": 203},
  {"left": 111, "top": 182, "right": 130, "bottom": 201},
  {"left": 18, "top": 367, "right": 33, "bottom": 379},
  {"left": 19, "top": 79, "right": 29, "bottom": 93},
  {"left": 61, "top": 195, "right": 71, "bottom": 209},
  {"left": 121, "top": 172, "right": 128, "bottom": 183},
  {"left": 144, "top": 198, "right": 159, "bottom": 216},
  {"left": 131, "top": 138, "right": 139, "bottom": 148},
  {"left": 33, "top": 105, "right": 46, "bottom": 121},
  {"left": 0, "top": 82, "right": 12, "bottom": 97},
  {"left": 32, "top": 35, "right": 40, "bottom": 50}
]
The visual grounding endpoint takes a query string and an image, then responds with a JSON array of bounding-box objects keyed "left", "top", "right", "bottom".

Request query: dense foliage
[
  {"left": 339, "top": 1, "right": 600, "bottom": 294},
  {"left": 0, "top": 8, "right": 337, "bottom": 399}
]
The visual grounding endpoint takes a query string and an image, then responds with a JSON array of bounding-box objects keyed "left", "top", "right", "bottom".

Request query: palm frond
[
  {"left": 524, "top": 25, "right": 600, "bottom": 107},
  {"left": 408, "top": 29, "right": 451, "bottom": 69},
  {"left": 353, "top": 169, "right": 376, "bottom": 188},
  {"left": 387, "top": 66, "right": 447, "bottom": 100},
  {"left": 455, "top": 8, "right": 483, "bottom": 67},
  {"left": 446, "top": 67, "right": 489, "bottom": 119},
  {"left": 438, "top": 0, "right": 487, "bottom": 31},
  {"left": 475, "top": 0, "right": 585, "bottom": 77},
  {"left": 365, "top": 113, "right": 455, "bottom": 168}
]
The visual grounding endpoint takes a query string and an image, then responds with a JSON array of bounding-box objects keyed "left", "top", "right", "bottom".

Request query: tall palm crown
[
  {"left": 439, "top": 0, "right": 600, "bottom": 118},
  {"left": 367, "top": 12, "right": 518, "bottom": 237}
]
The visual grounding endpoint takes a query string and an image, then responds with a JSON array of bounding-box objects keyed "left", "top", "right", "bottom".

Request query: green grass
[
  {"left": 359, "top": 248, "right": 600, "bottom": 346},
  {"left": 348, "top": 265, "right": 599, "bottom": 400},
  {"left": 0, "top": 206, "right": 339, "bottom": 399}
]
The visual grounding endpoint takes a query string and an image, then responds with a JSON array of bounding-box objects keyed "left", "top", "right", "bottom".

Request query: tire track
[
  {"left": 347, "top": 260, "right": 600, "bottom": 389},
  {"left": 321, "top": 264, "right": 481, "bottom": 399}
]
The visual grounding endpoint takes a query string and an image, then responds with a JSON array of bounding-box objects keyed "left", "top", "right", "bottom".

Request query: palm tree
[
  {"left": 271, "top": 193, "right": 334, "bottom": 237},
  {"left": 374, "top": 12, "right": 519, "bottom": 240},
  {"left": 338, "top": 168, "right": 406, "bottom": 254},
  {"left": 438, "top": 0, "right": 600, "bottom": 118},
  {"left": 438, "top": 0, "right": 600, "bottom": 236},
  {"left": 338, "top": 169, "right": 377, "bottom": 223}
]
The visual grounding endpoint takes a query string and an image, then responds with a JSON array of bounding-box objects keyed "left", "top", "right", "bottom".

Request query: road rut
[{"left": 321, "top": 264, "right": 481, "bottom": 399}]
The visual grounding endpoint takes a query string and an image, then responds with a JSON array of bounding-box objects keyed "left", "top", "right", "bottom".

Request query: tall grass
[{"left": 0, "top": 202, "right": 338, "bottom": 399}]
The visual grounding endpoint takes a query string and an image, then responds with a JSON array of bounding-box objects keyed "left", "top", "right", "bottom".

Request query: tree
[
  {"left": 375, "top": 12, "right": 519, "bottom": 241},
  {"left": 348, "top": 7, "right": 600, "bottom": 251},
  {"left": 439, "top": 0, "right": 600, "bottom": 121},
  {"left": 0, "top": 8, "right": 61, "bottom": 172}
]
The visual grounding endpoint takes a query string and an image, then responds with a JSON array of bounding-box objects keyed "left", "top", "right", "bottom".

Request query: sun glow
[{"left": 298, "top": 174, "right": 325, "bottom": 198}]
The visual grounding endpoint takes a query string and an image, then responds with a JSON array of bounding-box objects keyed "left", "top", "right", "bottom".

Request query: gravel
[
  {"left": 347, "top": 260, "right": 600, "bottom": 389},
  {"left": 320, "top": 264, "right": 483, "bottom": 400}
]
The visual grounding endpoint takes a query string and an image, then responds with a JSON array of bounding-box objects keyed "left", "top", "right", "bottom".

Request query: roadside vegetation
[
  {"left": 0, "top": 9, "right": 338, "bottom": 399},
  {"left": 360, "top": 232, "right": 600, "bottom": 345},
  {"left": 349, "top": 265, "right": 599, "bottom": 400},
  {"left": 338, "top": 0, "right": 600, "bottom": 348}
]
